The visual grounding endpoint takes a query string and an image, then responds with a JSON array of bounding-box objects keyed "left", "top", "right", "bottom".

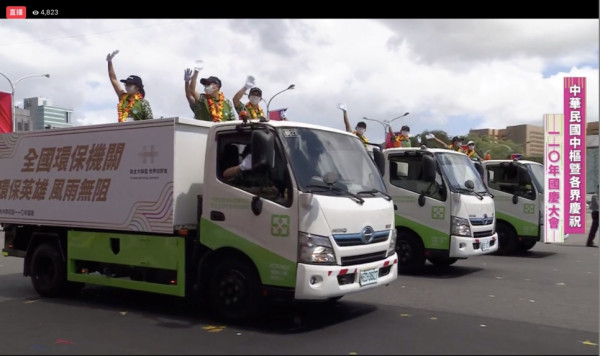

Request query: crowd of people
[{"left": 106, "top": 48, "right": 487, "bottom": 162}]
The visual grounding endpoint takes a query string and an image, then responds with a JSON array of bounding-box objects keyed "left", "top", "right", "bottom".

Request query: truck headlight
[
  {"left": 298, "top": 232, "right": 335, "bottom": 264},
  {"left": 387, "top": 229, "right": 397, "bottom": 257},
  {"left": 451, "top": 216, "right": 471, "bottom": 237}
]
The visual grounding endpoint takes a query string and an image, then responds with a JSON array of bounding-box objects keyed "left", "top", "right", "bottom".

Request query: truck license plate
[
  {"left": 359, "top": 268, "right": 379, "bottom": 286},
  {"left": 481, "top": 241, "right": 490, "bottom": 251}
]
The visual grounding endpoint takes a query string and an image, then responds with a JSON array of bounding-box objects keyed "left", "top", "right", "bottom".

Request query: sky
[{"left": 0, "top": 18, "right": 598, "bottom": 143}]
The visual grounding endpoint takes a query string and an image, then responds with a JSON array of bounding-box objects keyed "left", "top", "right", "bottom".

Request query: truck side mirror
[
  {"left": 421, "top": 155, "right": 436, "bottom": 183},
  {"left": 251, "top": 130, "right": 274, "bottom": 173}
]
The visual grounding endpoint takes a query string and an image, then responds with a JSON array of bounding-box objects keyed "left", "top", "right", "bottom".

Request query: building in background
[
  {"left": 471, "top": 121, "right": 598, "bottom": 192},
  {"left": 16, "top": 97, "right": 73, "bottom": 131},
  {"left": 470, "top": 124, "right": 544, "bottom": 157}
]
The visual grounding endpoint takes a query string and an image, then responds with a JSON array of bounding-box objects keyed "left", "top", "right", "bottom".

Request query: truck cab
[
  {"left": 478, "top": 159, "right": 544, "bottom": 255},
  {"left": 380, "top": 147, "right": 498, "bottom": 274}
]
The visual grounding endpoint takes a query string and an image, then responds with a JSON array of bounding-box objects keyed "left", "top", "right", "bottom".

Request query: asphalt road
[{"left": 0, "top": 223, "right": 597, "bottom": 355}]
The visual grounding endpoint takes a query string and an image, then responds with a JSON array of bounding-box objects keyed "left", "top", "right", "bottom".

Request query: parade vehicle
[
  {"left": 0, "top": 117, "right": 398, "bottom": 320},
  {"left": 478, "top": 159, "right": 545, "bottom": 255},
  {"left": 377, "top": 146, "right": 498, "bottom": 274}
]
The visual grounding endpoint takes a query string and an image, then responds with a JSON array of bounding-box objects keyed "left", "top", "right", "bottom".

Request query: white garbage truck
[
  {"left": 478, "top": 159, "right": 545, "bottom": 255},
  {"left": 0, "top": 117, "right": 398, "bottom": 320},
  {"left": 377, "top": 147, "right": 498, "bottom": 274}
]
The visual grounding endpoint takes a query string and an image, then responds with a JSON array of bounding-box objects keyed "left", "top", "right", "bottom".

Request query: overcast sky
[{"left": 0, "top": 19, "right": 597, "bottom": 143}]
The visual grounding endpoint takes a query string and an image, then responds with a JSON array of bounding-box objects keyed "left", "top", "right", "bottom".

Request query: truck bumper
[
  {"left": 294, "top": 253, "right": 398, "bottom": 300},
  {"left": 449, "top": 233, "right": 498, "bottom": 258}
]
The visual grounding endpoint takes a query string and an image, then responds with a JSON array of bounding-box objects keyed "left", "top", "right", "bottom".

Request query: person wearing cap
[
  {"left": 185, "top": 64, "right": 235, "bottom": 122},
  {"left": 337, "top": 103, "right": 368, "bottom": 147},
  {"left": 465, "top": 140, "right": 481, "bottom": 160},
  {"left": 430, "top": 134, "right": 466, "bottom": 153},
  {"left": 232, "top": 75, "right": 267, "bottom": 120},
  {"left": 106, "top": 50, "right": 153, "bottom": 122},
  {"left": 387, "top": 124, "right": 412, "bottom": 148}
]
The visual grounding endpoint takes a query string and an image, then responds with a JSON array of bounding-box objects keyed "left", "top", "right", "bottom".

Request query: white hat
[{"left": 467, "top": 140, "right": 475, "bottom": 145}]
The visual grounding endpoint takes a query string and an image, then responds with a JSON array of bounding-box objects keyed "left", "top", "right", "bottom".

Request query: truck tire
[
  {"left": 396, "top": 231, "right": 425, "bottom": 274},
  {"left": 496, "top": 222, "right": 517, "bottom": 256},
  {"left": 427, "top": 257, "right": 458, "bottom": 267},
  {"left": 517, "top": 239, "right": 537, "bottom": 252},
  {"left": 208, "top": 257, "right": 264, "bottom": 322},
  {"left": 30, "top": 242, "right": 84, "bottom": 297}
]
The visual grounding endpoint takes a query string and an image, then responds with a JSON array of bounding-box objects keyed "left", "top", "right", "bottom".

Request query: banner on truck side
[{"left": 0, "top": 121, "right": 175, "bottom": 233}]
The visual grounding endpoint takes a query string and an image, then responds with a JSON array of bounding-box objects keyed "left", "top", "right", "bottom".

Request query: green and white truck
[
  {"left": 478, "top": 159, "right": 545, "bottom": 255},
  {"left": 379, "top": 147, "right": 498, "bottom": 274},
  {"left": 0, "top": 117, "right": 398, "bottom": 320}
]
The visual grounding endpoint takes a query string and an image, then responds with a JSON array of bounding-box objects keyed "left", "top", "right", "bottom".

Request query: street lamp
[
  {"left": 0, "top": 72, "right": 50, "bottom": 132},
  {"left": 363, "top": 112, "right": 410, "bottom": 143},
  {"left": 266, "top": 84, "right": 295, "bottom": 117}
]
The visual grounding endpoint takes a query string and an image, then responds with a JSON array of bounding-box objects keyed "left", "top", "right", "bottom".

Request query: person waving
[{"left": 106, "top": 50, "right": 153, "bottom": 122}]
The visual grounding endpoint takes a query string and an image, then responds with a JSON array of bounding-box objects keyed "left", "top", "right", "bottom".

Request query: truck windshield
[
  {"left": 279, "top": 127, "right": 386, "bottom": 195},
  {"left": 435, "top": 152, "right": 487, "bottom": 193},
  {"left": 526, "top": 163, "right": 545, "bottom": 194}
]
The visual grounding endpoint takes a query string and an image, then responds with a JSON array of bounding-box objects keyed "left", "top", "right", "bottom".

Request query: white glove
[
  {"left": 184, "top": 68, "right": 192, "bottom": 82},
  {"left": 244, "top": 75, "right": 256, "bottom": 89},
  {"left": 426, "top": 133, "right": 435, "bottom": 140},
  {"left": 194, "top": 59, "right": 204, "bottom": 72},
  {"left": 106, "top": 50, "right": 119, "bottom": 62},
  {"left": 239, "top": 154, "right": 252, "bottom": 171},
  {"left": 337, "top": 103, "right": 347, "bottom": 112}
]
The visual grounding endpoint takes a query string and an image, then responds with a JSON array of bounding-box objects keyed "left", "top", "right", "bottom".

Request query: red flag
[
  {"left": 0, "top": 91, "right": 12, "bottom": 133},
  {"left": 269, "top": 108, "right": 287, "bottom": 121},
  {"left": 385, "top": 131, "right": 394, "bottom": 148}
]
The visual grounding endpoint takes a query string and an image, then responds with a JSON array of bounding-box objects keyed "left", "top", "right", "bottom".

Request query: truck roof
[
  {"left": 383, "top": 147, "right": 466, "bottom": 155},
  {"left": 171, "top": 117, "right": 353, "bottom": 136},
  {"left": 481, "top": 159, "right": 542, "bottom": 166}
]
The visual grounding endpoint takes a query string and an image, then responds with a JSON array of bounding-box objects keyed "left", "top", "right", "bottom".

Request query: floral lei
[
  {"left": 117, "top": 93, "right": 143, "bottom": 122},
  {"left": 206, "top": 92, "right": 225, "bottom": 122},
  {"left": 244, "top": 103, "right": 264, "bottom": 119}
]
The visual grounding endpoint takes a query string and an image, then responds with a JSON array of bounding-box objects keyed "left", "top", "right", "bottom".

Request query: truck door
[
  {"left": 202, "top": 128, "right": 298, "bottom": 288},
  {"left": 387, "top": 152, "right": 450, "bottom": 252},
  {"left": 484, "top": 162, "right": 540, "bottom": 243}
]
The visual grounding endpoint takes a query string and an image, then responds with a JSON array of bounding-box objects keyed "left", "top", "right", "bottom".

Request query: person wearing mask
[
  {"left": 338, "top": 103, "right": 368, "bottom": 147},
  {"left": 106, "top": 50, "right": 153, "bottom": 122},
  {"left": 388, "top": 125, "right": 411, "bottom": 148},
  {"left": 232, "top": 75, "right": 265, "bottom": 120},
  {"left": 430, "top": 135, "right": 466, "bottom": 153},
  {"left": 185, "top": 62, "right": 235, "bottom": 122},
  {"left": 465, "top": 140, "right": 481, "bottom": 160},
  {"left": 587, "top": 186, "right": 599, "bottom": 247}
]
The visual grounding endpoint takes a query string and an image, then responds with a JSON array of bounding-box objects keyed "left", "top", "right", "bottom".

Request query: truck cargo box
[{"left": 0, "top": 117, "right": 209, "bottom": 234}]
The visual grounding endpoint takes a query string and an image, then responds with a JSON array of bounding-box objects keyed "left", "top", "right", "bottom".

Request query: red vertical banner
[
  {"left": 563, "top": 77, "right": 586, "bottom": 234},
  {"left": 0, "top": 91, "right": 12, "bottom": 133}
]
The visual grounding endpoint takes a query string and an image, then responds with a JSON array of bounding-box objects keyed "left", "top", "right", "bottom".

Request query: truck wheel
[
  {"left": 30, "top": 242, "right": 83, "bottom": 297},
  {"left": 396, "top": 231, "right": 425, "bottom": 274},
  {"left": 208, "top": 257, "right": 264, "bottom": 322},
  {"left": 496, "top": 222, "right": 517, "bottom": 256},
  {"left": 517, "top": 239, "right": 537, "bottom": 252},
  {"left": 427, "top": 257, "right": 458, "bottom": 267}
]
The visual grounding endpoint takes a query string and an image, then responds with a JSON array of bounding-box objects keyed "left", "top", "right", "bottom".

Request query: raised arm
[
  {"left": 337, "top": 103, "right": 351, "bottom": 132},
  {"left": 189, "top": 69, "right": 201, "bottom": 102},
  {"left": 184, "top": 68, "right": 195, "bottom": 106},
  {"left": 233, "top": 75, "right": 256, "bottom": 112},
  {"left": 106, "top": 50, "right": 124, "bottom": 98},
  {"left": 430, "top": 135, "right": 447, "bottom": 148}
]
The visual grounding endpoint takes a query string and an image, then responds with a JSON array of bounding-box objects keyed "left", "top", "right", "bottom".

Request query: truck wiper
[
  {"left": 454, "top": 187, "right": 484, "bottom": 200},
  {"left": 305, "top": 184, "right": 365, "bottom": 205},
  {"left": 357, "top": 189, "right": 392, "bottom": 201}
]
